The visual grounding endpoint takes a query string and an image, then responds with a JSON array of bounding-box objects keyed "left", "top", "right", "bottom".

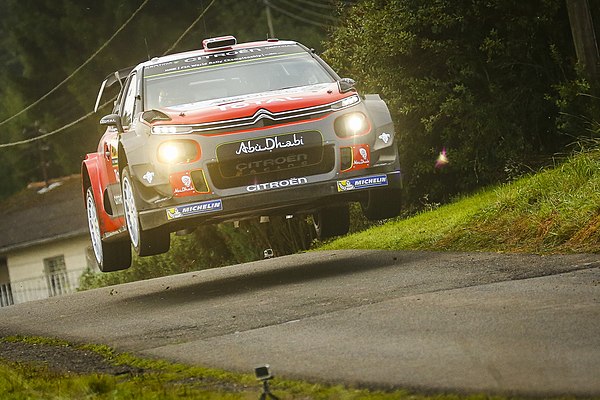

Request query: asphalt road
[{"left": 1, "top": 250, "right": 599, "bottom": 396}]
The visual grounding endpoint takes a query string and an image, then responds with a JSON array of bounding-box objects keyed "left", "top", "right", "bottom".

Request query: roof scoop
[{"left": 202, "top": 35, "right": 237, "bottom": 51}]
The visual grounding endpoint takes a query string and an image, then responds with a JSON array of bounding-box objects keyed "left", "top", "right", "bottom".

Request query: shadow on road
[{"left": 112, "top": 250, "right": 436, "bottom": 309}]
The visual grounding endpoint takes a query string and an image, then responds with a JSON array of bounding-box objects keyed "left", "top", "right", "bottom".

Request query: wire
[
  {"left": 162, "top": 0, "right": 218, "bottom": 55},
  {"left": 0, "top": 97, "right": 115, "bottom": 149},
  {"left": 292, "top": 0, "right": 337, "bottom": 10},
  {"left": 0, "top": 0, "right": 218, "bottom": 149},
  {"left": 277, "top": 0, "right": 338, "bottom": 21},
  {"left": 0, "top": 0, "right": 150, "bottom": 129},
  {"left": 265, "top": 0, "right": 331, "bottom": 28}
]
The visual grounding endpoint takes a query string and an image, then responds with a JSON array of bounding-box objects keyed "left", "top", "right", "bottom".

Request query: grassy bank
[
  {"left": 0, "top": 336, "right": 503, "bottom": 400},
  {"left": 321, "top": 149, "right": 600, "bottom": 254}
]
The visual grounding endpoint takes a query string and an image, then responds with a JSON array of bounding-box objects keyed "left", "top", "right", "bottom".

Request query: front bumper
[{"left": 138, "top": 168, "right": 401, "bottom": 232}]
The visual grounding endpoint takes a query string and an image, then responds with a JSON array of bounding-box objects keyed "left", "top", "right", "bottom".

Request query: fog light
[
  {"left": 157, "top": 140, "right": 200, "bottom": 164},
  {"left": 334, "top": 112, "right": 370, "bottom": 138}
]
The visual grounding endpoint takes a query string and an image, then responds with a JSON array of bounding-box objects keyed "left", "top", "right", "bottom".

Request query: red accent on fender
[{"left": 82, "top": 152, "right": 125, "bottom": 236}]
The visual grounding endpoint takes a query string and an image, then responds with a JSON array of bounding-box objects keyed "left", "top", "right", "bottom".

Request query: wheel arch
[{"left": 81, "top": 154, "right": 102, "bottom": 206}]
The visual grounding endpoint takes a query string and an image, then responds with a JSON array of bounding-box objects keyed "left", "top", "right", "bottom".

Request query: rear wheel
[
  {"left": 122, "top": 168, "right": 170, "bottom": 256},
  {"left": 361, "top": 188, "right": 402, "bottom": 221},
  {"left": 313, "top": 204, "right": 350, "bottom": 240},
  {"left": 85, "top": 187, "right": 131, "bottom": 272}
]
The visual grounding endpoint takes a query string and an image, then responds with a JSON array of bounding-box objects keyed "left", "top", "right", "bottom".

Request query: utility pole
[
  {"left": 566, "top": 0, "right": 600, "bottom": 84},
  {"left": 264, "top": 0, "right": 275, "bottom": 38}
]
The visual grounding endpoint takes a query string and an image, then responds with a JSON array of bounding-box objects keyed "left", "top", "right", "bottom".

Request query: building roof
[{"left": 0, "top": 175, "right": 89, "bottom": 254}]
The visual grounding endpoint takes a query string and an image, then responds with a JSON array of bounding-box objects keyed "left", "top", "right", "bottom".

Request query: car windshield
[{"left": 144, "top": 48, "right": 334, "bottom": 110}]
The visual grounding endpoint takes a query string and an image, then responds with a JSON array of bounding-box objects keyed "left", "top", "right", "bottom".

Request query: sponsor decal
[
  {"left": 236, "top": 133, "right": 305, "bottom": 155},
  {"left": 145, "top": 43, "right": 303, "bottom": 78},
  {"left": 170, "top": 171, "right": 200, "bottom": 197},
  {"left": 378, "top": 132, "right": 391, "bottom": 144},
  {"left": 247, "top": 177, "right": 308, "bottom": 192},
  {"left": 217, "top": 131, "right": 323, "bottom": 178},
  {"left": 142, "top": 171, "right": 155, "bottom": 184},
  {"left": 341, "top": 144, "right": 370, "bottom": 172},
  {"left": 166, "top": 199, "right": 223, "bottom": 220},
  {"left": 337, "top": 174, "right": 388, "bottom": 192},
  {"left": 236, "top": 153, "right": 308, "bottom": 174}
]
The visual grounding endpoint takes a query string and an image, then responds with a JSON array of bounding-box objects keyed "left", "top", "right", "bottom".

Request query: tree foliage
[
  {"left": 324, "top": 0, "right": 600, "bottom": 205},
  {"left": 0, "top": 0, "right": 328, "bottom": 199}
]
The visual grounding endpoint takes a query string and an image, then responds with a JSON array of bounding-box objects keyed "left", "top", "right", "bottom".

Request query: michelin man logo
[
  {"left": 166, "top": 207, "right": 183, "bottom": 219},
  {"left": 337, "top": 180, "right": 355, "bottom": 192}
]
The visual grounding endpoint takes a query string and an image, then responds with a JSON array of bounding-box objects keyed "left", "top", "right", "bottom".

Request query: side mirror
[
  {"left": 100, "top": 113, "right": 124, "bottom": 134},
  {"left": 338, "top": 78, "right": 356, "bottom": 93}
]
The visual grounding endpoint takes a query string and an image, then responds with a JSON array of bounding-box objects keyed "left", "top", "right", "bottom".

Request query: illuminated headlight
[
  {"left": 157, "top": 140, "right": 200, "bottom": 164},
  {"left": 331, "top": 94, "right": 360, "bottom": 110},
  {"left": 152, "top": 125, "right": 192, "bottom": 135},
  {"left": 334, "top": 112, "right": 370, "bottom": 138}
]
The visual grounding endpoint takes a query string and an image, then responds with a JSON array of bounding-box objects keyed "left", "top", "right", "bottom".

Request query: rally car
[{"left": 83, "top": 36, "right": 402, "bottom": 272}]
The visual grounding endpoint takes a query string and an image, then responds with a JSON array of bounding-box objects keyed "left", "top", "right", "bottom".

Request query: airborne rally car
[{"left": 83, "top": 36, "right": 402, "bottom": 272}]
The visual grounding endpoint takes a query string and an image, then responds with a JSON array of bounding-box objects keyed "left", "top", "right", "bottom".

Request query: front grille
[
  {"left": 165, "top": 103, "right": 335, "bottom": 136},
  {"left": 208, "top": 144, "right": 335, "bottom": 189}
]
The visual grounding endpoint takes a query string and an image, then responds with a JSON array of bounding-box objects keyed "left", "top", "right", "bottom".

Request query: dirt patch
[{"left": 0, "top": 340, "right": 142, "bottom": 375}]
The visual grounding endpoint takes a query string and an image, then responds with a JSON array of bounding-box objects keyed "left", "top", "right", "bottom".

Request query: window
[
  {"left": 144, "top": 52, "right": 334, "bottom": 109},
  {"left": 44, "top": 255, "right": 69, "bottom": 297},
  {"left": 0, "top": 259, "right": 13, "bottom": 307}
]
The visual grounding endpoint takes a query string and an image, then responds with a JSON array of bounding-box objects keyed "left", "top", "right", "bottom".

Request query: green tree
[
  {"left": 324, "top": 0, "right": 599, "bottom": 205},
  {"left": 0, "top": 0, "right": 331, "bottom": 200}
]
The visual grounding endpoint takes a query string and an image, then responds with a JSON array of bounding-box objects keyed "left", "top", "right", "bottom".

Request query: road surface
[{"left": 1, "top": 250, "right": 599, "bottom": 396}]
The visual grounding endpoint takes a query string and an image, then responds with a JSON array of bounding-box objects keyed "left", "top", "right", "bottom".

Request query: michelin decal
[
  {"left": 337, "top": 174, "right": 388, "bottom": 192},
  {"left": 166, "top": 199, "right": 223, "bottom": 220}
]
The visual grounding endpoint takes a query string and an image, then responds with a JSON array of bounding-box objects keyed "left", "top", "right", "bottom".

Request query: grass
[
  {"left": 0, "top": 336, "right": 507, "bottom": 400},
  {"left": 321, "top": 149, "right": 600, "bottom": 254}
]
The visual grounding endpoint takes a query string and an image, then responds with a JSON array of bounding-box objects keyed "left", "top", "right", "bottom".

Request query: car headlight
[
  {"left": 152, "top": 125, "right": 193, "bottom": 135},
  {"left": 334, "top": 112, "right": 370, "bottom": 138},
  {"left": 331, "top": 94, "right": 360, "bottom": 110},
  {"left": 157, "top": 140, "right": 200, "bottom": 164}
]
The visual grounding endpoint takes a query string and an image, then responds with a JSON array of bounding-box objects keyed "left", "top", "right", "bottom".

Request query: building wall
[{"left": 6, "top": 235, "right": 92, "bottom": 304}]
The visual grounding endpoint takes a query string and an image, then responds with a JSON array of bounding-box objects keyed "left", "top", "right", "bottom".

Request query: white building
[{"left": 0, "top": 175, "right": 95, "bottom": 306}]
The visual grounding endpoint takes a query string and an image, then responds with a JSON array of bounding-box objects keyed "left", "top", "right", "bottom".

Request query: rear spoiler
[{"left": 93, "top": 66, "right": 134, "bottom": 113}]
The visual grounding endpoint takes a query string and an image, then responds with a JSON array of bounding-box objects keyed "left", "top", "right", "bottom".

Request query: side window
[{"left": 120, "top": 73, "right": 137, "bottom": 127}]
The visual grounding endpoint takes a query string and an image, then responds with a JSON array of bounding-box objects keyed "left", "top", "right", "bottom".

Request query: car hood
[{"left": 153, "top": 83, "right": 352, "bottom": 125}]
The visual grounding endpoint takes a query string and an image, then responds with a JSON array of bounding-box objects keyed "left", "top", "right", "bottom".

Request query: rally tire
[
  {"left": 361, "top": 188, "right": 402, "bottom": 221},
  {"left": 121, "top": 168, "right": 170, "bottom": 257},
  {"left": 85, "top": 187, "right": 132, "bottom": 272},
  {"left": 313, "top": 204, "right": 350, "bottom": 240}
]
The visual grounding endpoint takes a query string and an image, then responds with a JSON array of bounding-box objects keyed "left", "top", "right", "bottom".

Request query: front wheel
[
  {"left": 121, "top": 168, "right": 170, "bottom": 257},
  {"left": 313, "top": 204, "right": 350, "bottom": 240},
  {"left": 85, "top": 187, "right": 131, "bottom": 272}
]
